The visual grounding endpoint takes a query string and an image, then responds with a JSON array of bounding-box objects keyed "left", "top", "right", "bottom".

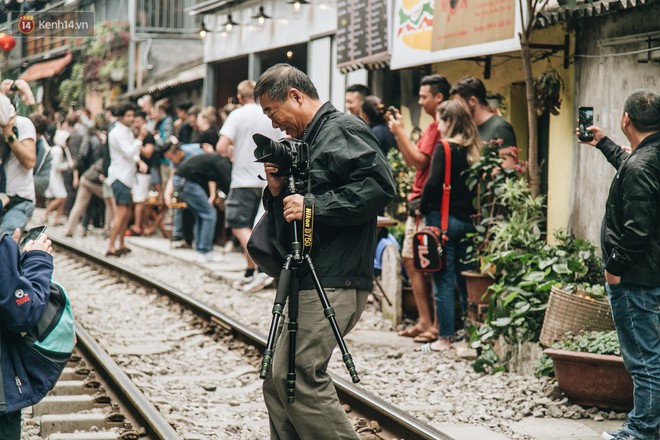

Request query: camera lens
[{"left": 10, "top": 82, "right": 18, "bottom": 91}]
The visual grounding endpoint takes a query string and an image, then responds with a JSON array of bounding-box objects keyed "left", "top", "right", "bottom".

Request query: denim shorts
[
  {"left": 225, "top": 187, "right": 262, "bottom": 229},
  {"left": 111, "top": 180, "right": 132, "bottom": 206}
]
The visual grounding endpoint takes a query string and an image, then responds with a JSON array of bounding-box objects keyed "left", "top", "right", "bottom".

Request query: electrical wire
[{"left": 574, "top": 46, "right": 660, "bottom": 58}]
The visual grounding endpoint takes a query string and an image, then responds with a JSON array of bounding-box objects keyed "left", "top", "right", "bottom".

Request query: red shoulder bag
[{"left": 413, "top": 140, "right": 451, "bottom": 272}]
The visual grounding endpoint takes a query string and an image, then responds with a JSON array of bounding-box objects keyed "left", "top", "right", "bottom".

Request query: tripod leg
[
  {"left": 302, "top": 255, "right": 360, "bottom": 384},
  {"left": 286, "top": 275, "right": 299, "bottom": 403},
  {"left": 259, "top": 255, "right": 294, "bottom": 380}
]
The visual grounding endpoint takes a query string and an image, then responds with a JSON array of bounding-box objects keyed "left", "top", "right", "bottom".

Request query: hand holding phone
[
  {"left": 20, "top": 225, "right": 47, "bottom": 251},
  {"left": 578, "top": 106, "right": 594, "bottom": 142}
]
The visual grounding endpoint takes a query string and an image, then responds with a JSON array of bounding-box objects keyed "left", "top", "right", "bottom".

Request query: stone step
[
  {"left": 49, "top": 380, "right": 97, "bottom": 396},
  {"left": 40, "top": 413, "right": 122, "bottom": 437},
  {"left": 49, "top": 432, "right": 120, "bottom": 440},
  {"left": 33, "top": 395, "right": 101, "bottom": 416}
]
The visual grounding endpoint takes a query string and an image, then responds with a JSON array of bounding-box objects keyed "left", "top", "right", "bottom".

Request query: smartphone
[
  {"left": 20, "top": 225, "right": 47, "bottom": 250},
  {"left": 578, "top": 106, "right": 594, "bottom": 142}
]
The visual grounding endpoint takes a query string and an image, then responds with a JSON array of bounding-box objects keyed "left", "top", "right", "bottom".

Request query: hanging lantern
[{"left": 0, "top": 33, "right": 16, "bottom": 52}]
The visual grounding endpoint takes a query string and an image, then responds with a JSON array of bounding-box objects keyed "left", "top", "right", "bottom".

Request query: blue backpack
[{"left": 0, "top": 232, "right": 75, "bottom": 412}]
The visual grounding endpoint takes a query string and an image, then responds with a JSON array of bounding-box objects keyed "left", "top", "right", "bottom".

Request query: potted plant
[
  {"left": 98, "top": 56, "right": 128, "bottom": 84},
  {"left": 462, "top": 140, "right": 527, "bottom": 321},
  {"left": 544, "top": 331, "right": 633, "bottom": 411}
]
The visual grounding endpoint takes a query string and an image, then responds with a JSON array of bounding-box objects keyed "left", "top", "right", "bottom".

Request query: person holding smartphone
[
  {"left": 576, "top": 90, "right": 660, "bottom": 440},
  {"left": 0, "top": 222, "right": 53, "bottom": 440}
]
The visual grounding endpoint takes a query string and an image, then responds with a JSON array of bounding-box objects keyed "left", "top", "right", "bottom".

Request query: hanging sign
[{"left": 391, "top": 0, "right": 523, "bottom": 70}]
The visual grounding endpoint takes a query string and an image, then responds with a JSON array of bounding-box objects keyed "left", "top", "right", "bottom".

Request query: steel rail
[
  {"left": 55, "top": 238, "right": 454, "bottom": 440},
  {"left": 74, "top": 321, "right": 183, "bottom": 440}
]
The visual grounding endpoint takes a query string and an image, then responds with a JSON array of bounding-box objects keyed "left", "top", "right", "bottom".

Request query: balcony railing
[{"left": 135, "top": 0, "right": 198, "bottom": 35}]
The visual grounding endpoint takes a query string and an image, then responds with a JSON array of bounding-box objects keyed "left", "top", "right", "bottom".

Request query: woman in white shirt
[{"left": 42, "top": 130, "right": 71, "bottom": 225}]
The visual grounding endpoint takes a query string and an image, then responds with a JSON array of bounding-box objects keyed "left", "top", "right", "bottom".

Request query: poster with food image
[{"left": 390, "top": 0, "right": 523, "bottom": 70}]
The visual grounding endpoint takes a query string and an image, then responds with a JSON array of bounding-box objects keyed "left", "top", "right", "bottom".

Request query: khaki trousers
[{"left": 262, "top": 287, "right": 369, "bottom": 440}]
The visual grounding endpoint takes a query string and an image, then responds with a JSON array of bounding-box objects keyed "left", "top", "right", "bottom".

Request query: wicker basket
[{"left": 539, "top": 286, "right": 615, "bottom": 347}]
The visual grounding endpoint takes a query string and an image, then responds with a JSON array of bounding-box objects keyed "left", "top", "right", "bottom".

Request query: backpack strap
[{"left": 439, "top": 140, "right": 451, "bottom": 241}]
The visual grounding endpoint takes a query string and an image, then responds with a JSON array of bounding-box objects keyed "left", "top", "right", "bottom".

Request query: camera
[
  {"left": 253, "top": 133, "right": 309, "bottom": 181},
  {"left": 9, "top": 81, "right": 18, "bottom": 92},
  {"left": 388, "top": 106, "right": 397, "bottom": 114}
]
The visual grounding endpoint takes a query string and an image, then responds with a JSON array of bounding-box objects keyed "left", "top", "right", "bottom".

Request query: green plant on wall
[
  {"left": 386, "top": 148, "right": 415, "bottom": 219},
  {"left": 534, "top": 65, "right": 565, "bottom": 116},
  {"left": 98, "top": 56, "right": 128, "bottom": 83},
  {"left": 468, "top": 176, "right": 604, "bottom": 374},
  {"left": 58, "top": 63, "right": 85, "bottom": 109}
]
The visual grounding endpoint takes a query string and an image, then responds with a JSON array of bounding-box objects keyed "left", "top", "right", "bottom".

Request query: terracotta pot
[
  {"left": 462, "top": 270, "right": 495, "bottom": 322},
  {"left": 544, "top": 349, "right": 633, "bottom": 411}
]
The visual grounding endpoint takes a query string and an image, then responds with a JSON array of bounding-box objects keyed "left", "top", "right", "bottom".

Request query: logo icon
[
  {"left": 18, "top": 16, "right": 36, "bottom": 35},
  {"left": 15, "top": 289, "right": 30, "bottom": 305}
]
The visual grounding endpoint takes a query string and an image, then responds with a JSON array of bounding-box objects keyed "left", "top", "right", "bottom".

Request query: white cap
[{"left": 0, "top": 94, "right": 16, "bottom": 127}]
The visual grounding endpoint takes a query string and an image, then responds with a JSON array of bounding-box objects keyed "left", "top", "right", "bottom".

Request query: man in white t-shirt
[
  {"left": 216, "top": 80, "right": 284, "bottom": 290},
  {"left": 0, "top": 94, "right": 37, "bottom": 232}
]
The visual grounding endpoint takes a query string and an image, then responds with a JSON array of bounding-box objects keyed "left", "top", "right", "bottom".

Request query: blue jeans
[
  {"left": 426, "top": 213, "right": 475, "bottom": 338},
  {"left": 0, "top": 410, "right": 21, "bottom": 439},
  {"left": 0, "top": 199, "right": 35, "bottom": 233},
  {"left": 607, "top": 282, "right": 660, "bottom": 439},
  {"left": 174, "top": 176, "right": 216, "bottom": 254}
]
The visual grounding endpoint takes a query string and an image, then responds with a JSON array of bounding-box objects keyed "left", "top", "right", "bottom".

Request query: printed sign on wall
[{"left": 391, "top": 0, "right": 522, "bottom": 70}]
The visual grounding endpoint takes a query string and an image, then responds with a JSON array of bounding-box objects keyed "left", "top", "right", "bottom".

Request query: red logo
[
  {"left": 15, "top": 289, "right": 30, "bottom": 305},
  {"left": 18, "top": 16, "right": 35, "bottom": 35}
]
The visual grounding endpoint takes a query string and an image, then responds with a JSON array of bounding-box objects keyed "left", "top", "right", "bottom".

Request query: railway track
[
  {"left": 23, "top": 322, "right": 181, "bottom": 440},
  {"left": 45, "top": 237, "right": 453, "bottom": 440}
]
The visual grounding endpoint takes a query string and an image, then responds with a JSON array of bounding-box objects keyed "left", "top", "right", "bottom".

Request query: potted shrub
[
  {"left": 462, "top": 141, "right": 528, "bottom": 321},
  {"left": 544, "top": 331, "right": 633, "bottom": 411}
]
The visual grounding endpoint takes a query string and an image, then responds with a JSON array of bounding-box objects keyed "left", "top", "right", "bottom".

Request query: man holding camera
[
  {"left": 254, "top": 64, "right": 395, "bottom": 439},
  {"left": 577, "top": 89, "right": 660, "bottom": 440},
  {"left": 0, "top": 93, "right": 37, "bottom": 233}
]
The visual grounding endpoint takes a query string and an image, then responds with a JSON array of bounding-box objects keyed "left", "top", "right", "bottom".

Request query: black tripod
[{"left": 259, "top": 177, "right": 360, "bottom": 404}]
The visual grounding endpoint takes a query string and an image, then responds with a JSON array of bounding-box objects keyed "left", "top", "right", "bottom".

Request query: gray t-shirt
[{"left": 478, "top": 115, "right": 517, "bottom": 149}]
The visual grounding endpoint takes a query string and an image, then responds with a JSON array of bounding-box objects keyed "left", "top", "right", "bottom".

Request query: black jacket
[
  {"left": 598, "top": 132, "right": 660, "bottom": 286},
  {"left": 264, "top": 102, "right": 395, "bottom": 290},
  {"left": 420, "top": 140, "right": 476, "bottom": 221}
]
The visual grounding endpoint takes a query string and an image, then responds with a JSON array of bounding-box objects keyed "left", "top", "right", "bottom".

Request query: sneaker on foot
[
  {"left": 232, "top": 275, "right": 254, "bottom": 290},
  {"left": 195, "top": 252, "right": 224, "bottom": 264},
  {"left": 243, "top": 272, "right": 275, "bottom": 293},
  {"left": 602, "top": 427, "right": 639, "bottom": 440}
]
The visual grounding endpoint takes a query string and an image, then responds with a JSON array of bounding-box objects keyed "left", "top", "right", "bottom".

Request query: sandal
[
  {"left": 105, "top": 250, "right": 120, "bottom": 257},
  {"left": 416, "top": 339, "right": 451, "bottom": 353},
  {"left": 413, "top": 330, "right": 439, "bottom": 343},
  {"left": 397, "top": 326, "right": 425, "bottom": 338},
  {"left": 117, "top": 247, "right": 132, "bottom": 255}
]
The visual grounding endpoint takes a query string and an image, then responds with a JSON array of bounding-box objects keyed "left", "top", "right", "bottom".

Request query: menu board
[{"left": 336, "top": 0, "right": 389, "bottom": 68}]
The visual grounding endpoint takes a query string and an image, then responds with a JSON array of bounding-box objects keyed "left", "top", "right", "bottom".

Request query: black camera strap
[{"left": 297, "top": 107, "right": 336, "bottom": 255}]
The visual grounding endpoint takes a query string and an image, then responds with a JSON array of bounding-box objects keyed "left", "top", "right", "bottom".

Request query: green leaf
[
  {"left": 492, "top": 317, "right": 512, "bottom": 327},
  {"left": 552, "top": 263, "right": 571, "bottom": 274}
]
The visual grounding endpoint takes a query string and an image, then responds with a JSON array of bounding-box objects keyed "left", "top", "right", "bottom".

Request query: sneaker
[
  {"left": 195, "top": 252, "right": 224, "bottom": 264},
  {"left": 223, "top": 240, "right": 235, "bottom": 253},
  {"left": 232, "top": 275, "right": 254, "bottom": 290},
  {"left": 242, "top": 272, "right": 275, "bottom": 293},
  {"left": 602, "top": 427, "right": 641, "bottom": 440}
]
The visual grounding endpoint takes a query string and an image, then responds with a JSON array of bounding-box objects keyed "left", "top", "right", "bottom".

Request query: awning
[
  {"left": 19, "top": 52, "right": 73, "bottom": 82},
  {"left": 537, "top": 0, "right": 656, "bottom": 27},
  {"left": 186, "top": 0, "right": 245, "bottom": 16},
  {"left": 122, "top": 64, "right": 206, "bottom": 100}
]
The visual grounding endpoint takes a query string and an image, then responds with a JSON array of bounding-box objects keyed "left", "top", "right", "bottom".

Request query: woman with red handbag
[{"left": 418, "top": 100, "right": 481, "bottom": 352}]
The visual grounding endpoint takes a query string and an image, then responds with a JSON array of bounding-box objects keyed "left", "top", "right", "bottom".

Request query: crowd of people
[
  {"left": 0, "top": 78, "right": 282, "bottom": 293},
  {"left": 0, "top": 66, "right": 657, "bottom": 440}
]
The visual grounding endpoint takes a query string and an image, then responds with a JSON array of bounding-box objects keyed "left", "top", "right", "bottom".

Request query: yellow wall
[{"left": 428, "top": 26, "right": 575, "bottom": 241}]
